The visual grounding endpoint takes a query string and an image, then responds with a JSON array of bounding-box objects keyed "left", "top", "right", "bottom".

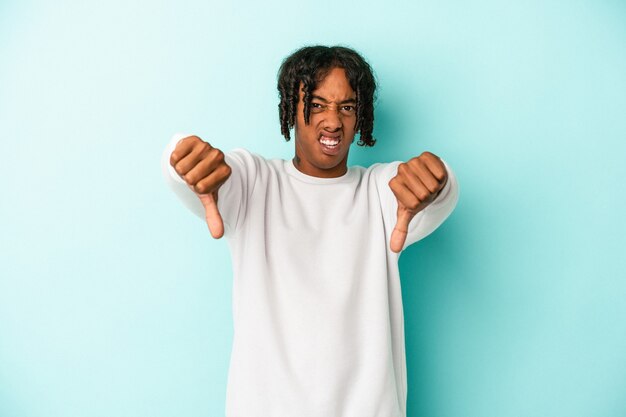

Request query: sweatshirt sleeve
[
  {"left": 373, "top": 159, "right": 460, "bottom": 252},
  {"left": 161, "top": 133, "right": 249, "bottom": 237}
]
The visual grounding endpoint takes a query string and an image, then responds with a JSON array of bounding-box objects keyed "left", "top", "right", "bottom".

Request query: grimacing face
[{"left": 293, "top": 67, "right": 357, "bottom": 178}]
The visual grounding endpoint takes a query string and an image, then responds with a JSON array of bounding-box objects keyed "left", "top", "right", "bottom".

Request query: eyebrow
[{"left": 311, "top": 95, "right": 357, "bottom": 104}]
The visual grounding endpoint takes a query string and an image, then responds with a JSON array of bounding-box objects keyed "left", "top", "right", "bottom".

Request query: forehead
[{"left": 300, "top": 67, "right": 356, "bottom": 99}]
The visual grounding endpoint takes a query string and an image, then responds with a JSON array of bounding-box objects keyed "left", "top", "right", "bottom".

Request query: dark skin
[
  {"left": 292, "top": 67, "right": 357, "bottom": 178},
  {"left": 169, "top": 66, "right": 448, "bottom": 252}
]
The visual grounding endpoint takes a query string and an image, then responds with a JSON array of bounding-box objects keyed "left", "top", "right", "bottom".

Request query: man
[{"left": 162, "top": 45, "right": 459, "bottom": 417}]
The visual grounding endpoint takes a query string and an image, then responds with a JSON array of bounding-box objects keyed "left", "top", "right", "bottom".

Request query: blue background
[{"left": 1, "top": 1, "right": 625, "bottom": 416}]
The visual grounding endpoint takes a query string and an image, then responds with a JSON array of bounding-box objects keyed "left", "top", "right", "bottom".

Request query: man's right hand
[{"left": 169, "top": 135, "right": 232, "bottom": 239}]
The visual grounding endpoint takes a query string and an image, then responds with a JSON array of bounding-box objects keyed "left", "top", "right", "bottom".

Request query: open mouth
[{"left": 319, "top": 135, "right": 341, "bottom": 154}]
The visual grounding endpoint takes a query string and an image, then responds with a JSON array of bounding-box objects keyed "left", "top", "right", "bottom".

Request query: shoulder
[
  {"left": 224, "top": 148, "right": 271, "bottom": 171},
  {"left": 363, "top": 161, "right": 402, "bottom": 185}
]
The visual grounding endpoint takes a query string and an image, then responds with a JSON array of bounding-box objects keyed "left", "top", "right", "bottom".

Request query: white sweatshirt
[{"left": 162, "top": 133, "right": 459, "bottom": 417}]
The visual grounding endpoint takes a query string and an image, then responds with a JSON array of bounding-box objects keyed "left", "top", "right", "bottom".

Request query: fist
[
  {"left": 388, "top": 151, "right": 448, "bottom": 253},
  {"left": 170, "top": 135, "right": 232, "bottom": 238}
]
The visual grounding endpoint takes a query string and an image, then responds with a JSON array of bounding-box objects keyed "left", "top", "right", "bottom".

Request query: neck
[{"left": 292, "top": 155, "right": 348, "bottom": 178}]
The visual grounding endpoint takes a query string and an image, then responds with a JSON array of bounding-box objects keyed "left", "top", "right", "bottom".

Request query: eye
[
  {"left": 341, "top": 105, "right": 356, "bottom": 115},
  {"left": 310, "top": 102, "right": 325, "bottom": 113}
]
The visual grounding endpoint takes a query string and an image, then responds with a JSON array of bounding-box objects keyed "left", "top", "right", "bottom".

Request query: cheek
[
  {"left": 344, "top": 118, "right": 357, "bottom": 134},
  {"left": 297, "top": 116, "right": 321, "bottom": 136},
  {"left": 295, "top": 122, "right": 317, "bottom": 148}
]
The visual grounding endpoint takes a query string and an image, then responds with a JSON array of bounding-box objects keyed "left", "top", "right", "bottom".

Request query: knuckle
[
  {"left": 417, "top": 189, "right": 430, "bottom": 201},
  {"left": 425, "top": 178, "right": 439, "bottom": 192},
  {"left": 174, "top": 162, "right": 186, "bottom": 176},
  {"left": 187, "top": 135, "right": 201, "bottom": 142},
  {"left": 198, "top": 141, "right": 211, "bottom": 153},
  {"left": 185, "top": 173, "right": 196, "bottom": 185},
  {"left": 406, "top": 198, "right": 420, "bottom": 211},
  {"left": 421, "top": 151, "right": 439, "bottom": 162},
  {"left": 181, "top": 135, "right": 200, "bottom": 146},
  {"left": 222, "top": 164, "right": 232, "bottom": 178},
  {"left": 209, "top": 147, "right": 224, "bottom": 161},
  {"left": 194, "top": 182, "right": 209, "bottom": 194},
  {"left": 412, "top": 158, "right": 426, "bottom": 169}
]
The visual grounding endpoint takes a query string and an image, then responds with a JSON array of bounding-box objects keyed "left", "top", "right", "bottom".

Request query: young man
[{"left": 162, "top": 45, "right": 459, "bottom": 417}]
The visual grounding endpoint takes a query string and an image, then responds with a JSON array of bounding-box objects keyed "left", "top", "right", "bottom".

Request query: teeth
[{"left": 320, "top": 136, "right": 340, "bottom": 146}]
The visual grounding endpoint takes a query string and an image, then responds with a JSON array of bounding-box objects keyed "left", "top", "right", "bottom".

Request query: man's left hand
[{"left": 388, "top": 151, "right": 448, "bottom": 253}]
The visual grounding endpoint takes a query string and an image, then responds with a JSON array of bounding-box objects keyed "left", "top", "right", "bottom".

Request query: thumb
[
  {"left": 390, "top": 205, "right": 415, "bottom": 253},
  {"left": 197, "top": 192, "right": 225, "bottom": 239}
]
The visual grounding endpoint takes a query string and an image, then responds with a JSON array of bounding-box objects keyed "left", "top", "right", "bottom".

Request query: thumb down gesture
[
  {"left": 388, "top": 151, "right": 448, "bottom": 253},
  {"left": 170, "top": 135, "right": 232, "bottom": 238}
]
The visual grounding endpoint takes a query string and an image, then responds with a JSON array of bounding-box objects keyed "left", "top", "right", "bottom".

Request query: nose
[{"left": 323, "top": 108, "right": 342, "bottom": 131}]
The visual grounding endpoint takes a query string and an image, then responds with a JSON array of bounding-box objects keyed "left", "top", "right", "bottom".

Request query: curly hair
[{"left": 277, "top": 45, "right": 377, "bottom": 147}]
